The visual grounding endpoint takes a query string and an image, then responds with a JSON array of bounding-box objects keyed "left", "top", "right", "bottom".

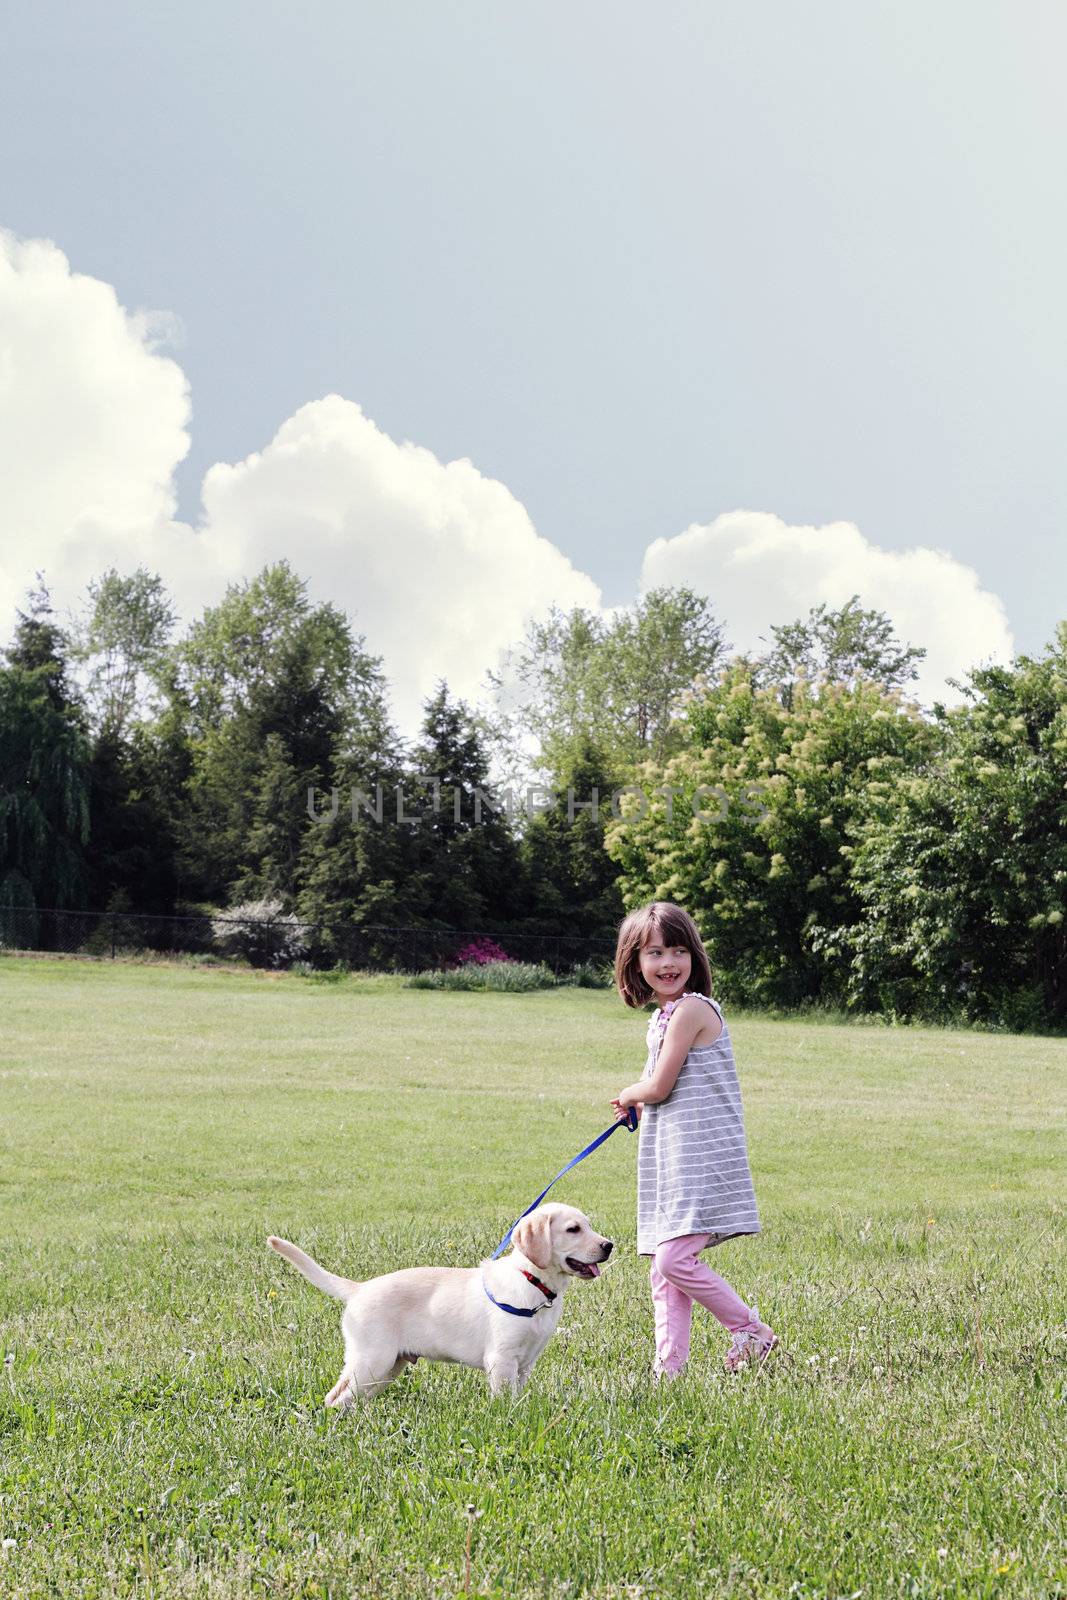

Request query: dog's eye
[{"left": 566, "top": 1224, "right": 580, "bottom": 1233}]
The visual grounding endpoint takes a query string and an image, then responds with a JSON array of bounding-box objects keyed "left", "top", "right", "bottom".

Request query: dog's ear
[{"left": 512, "top": 1211, "right": 553, "bottom": 1269}]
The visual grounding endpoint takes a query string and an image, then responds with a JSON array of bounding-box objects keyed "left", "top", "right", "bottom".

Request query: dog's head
[{"left": 510, "top": 1203, "right": 613, "bottom": 1279}]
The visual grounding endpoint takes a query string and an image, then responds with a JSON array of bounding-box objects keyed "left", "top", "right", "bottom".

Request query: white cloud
[
  {"left": 0, "top": 232, "right": 1015, "bottom": 741},
  {"left": 0, "top": 231, "right": 193, "bottom": 617},
  {"left": 0, "top": 233, "right": 600, "bottom": 739},
  {"left": 640, "top": 510, "right": 1013, "bottom": 704},
  {"left": 192, "top": 395, "right": 602, "bottom": 736}
]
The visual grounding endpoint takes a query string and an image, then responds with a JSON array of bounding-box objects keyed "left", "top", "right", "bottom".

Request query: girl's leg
[
  {"left": 649, "top": 1253, "right": 694, "bottom": 1376},
  {"left": 652, "top": 1234, "right": 759, "bottom": 1334}
]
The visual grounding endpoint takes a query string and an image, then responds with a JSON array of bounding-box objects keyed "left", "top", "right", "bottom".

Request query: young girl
[{"left": 610, "top": 900, "right": 778, "bottom": 1377}]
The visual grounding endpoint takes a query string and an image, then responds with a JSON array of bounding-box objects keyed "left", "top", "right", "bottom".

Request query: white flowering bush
[{"left": 210, "top": 898, "right": 309, "bottom": 968}]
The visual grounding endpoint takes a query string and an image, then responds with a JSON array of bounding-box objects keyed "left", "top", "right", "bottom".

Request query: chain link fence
[{"left": 0, "top": 906, "right": 615, "bottom": 976}]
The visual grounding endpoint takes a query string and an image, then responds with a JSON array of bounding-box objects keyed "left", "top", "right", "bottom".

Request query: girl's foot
[
  {"left": 651, "top": 1361, "right": 684, "bottom": 1384},
  {"left": 724, "top": 1313, "right": 778, "bottom": 1373}
]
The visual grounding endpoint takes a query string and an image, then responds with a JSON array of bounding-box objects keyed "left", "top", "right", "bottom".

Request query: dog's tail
[{"left": 267, "top": 1236, "right": 360, "bottom": 1301}]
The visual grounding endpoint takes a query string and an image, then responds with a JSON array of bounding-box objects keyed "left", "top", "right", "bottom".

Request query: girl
[{"left": 610, "top": 900, "right": 778, "bottom": 1378}]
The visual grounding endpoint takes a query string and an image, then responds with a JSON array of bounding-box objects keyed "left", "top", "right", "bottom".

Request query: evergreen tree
[
  {"left": 297, "top": 670, "right": 426, "bottom": 963},
  {"left": 0, "top": 584, "right": 90, "bottom": 936},
  {"left": 518, "top": 731, "right": 625, "bottom": 938},
  {"left": 83, "top": 727, "right": 181, "bottom": 916},
  {"left": 403, "top": 680, "right": 526, "bottom": 929},
  {"left": 6, "top": 577, "right": 76, "bottom": 708}
]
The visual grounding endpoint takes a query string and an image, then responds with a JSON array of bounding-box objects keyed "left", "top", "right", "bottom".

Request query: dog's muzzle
[{"left": 565, "top": 1240, "right": 613, "bottom": 1279}]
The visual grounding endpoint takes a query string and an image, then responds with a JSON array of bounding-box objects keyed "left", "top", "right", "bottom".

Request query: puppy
[{"left": 268, "top": 1201, "right": 612, "bottom": 1403}]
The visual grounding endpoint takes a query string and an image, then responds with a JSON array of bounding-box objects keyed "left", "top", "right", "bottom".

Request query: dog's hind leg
[
  {"left": 325, "top": 1320, "right": 405, "bottom": 1407},
  {"left": 325, "top": 1366, "right": 357, "bottom": 1408},
  {"left": 325, "top": 1355, "right": 407, "bottom": 1407}
]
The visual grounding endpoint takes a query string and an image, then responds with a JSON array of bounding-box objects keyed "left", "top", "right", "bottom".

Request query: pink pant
[{"left": 650, "top": 1233, "right": 758, "bottom": 1374}]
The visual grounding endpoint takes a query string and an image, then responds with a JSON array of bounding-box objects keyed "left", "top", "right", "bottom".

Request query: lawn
[{"left": 0, "top": 956, "right": 1063, "bottom": 1599}]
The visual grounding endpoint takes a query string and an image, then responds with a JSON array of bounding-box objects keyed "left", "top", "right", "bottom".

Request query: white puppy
[{"left": 268, "top": 1201, "right": 612, "bottom": 1403}]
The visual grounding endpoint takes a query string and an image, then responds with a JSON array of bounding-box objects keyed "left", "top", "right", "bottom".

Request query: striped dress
[{"left": 636, "top": 991, "right": 762, "bottom": 1256}]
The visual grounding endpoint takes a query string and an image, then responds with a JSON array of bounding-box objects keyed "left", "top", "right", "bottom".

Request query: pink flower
[{"left": 450, "top": 938, "right": 514, "bottom": 967}]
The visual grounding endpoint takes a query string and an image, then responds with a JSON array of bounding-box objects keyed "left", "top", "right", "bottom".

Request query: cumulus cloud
[
  {"left": 640, "top": 510, "right": 1013, "bottom": 705},
  {"left": 193, "top": 396, "right": 602, "bottom": 734},
  {"left": 0, "top": 230, "right": 194, "bottom": 618},
  {"left": 0, "top": 231, "right": 1015, "bottom": 741},
  {"left": 0, "top": 233, "right": 600, "bottom": 737}
]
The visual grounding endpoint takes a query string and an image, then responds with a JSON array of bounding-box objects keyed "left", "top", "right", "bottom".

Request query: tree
[
  {"left": 834, "top": 625, "right": 1067, "bottom": 1027},
  {"left": 168, "top": 562, "right": 379, "bottom": 904},
  {"left": 70, "top": 567, "right": 176, "bottom": 740},
  {"left": 5, "top": 576, "right": 76, "bottom": 709},
  {"left": 401, "top": 680, "right": 527, "bottom": 929},
  {"left": 517, "top": 731, "right": 625, "bottom": 938},
  {"left": 754, "top": 595, "right": 926, "bottom": 710},
  {"left": 83, "top": 725, "right": 182, "bottom": 916},
  {"left": 603, "top": 663, "right": 937, "bottom": 1007},
  {"left": 55, "top": 569, "right": 184, "bottom": 916},
  {"left": 0, "top": 585, "right": 90, "bottom": 934},
  {"left": 487, "top": 586, "right": 728, "bottom": 785},
  {"left": 296, "top": 670, "right": 428, "bottom": 958}
]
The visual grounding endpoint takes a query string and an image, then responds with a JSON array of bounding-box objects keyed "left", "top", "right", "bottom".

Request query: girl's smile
[{"left": 639, "top": 937, "right": 692, "bottom": 1005}]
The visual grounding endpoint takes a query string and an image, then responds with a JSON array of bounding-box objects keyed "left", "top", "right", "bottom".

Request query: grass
[{"left": 0, "top": 956, "right": 1064, "bottom": 1599}]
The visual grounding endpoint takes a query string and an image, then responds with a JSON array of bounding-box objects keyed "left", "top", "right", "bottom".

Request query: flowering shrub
[
  {"left": 211, "top": 898, "right": 309, "bottom": 969},
  {"left": 449, "top": 937, "right": 514, "bottom": 967},
  {"left": 406, "top": 960, "right": 555, "bottom": 991}
]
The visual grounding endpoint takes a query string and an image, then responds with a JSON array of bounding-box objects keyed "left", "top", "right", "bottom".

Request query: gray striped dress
[{"left": 636, "top": 991, "right": 761, "bottom": 1256}]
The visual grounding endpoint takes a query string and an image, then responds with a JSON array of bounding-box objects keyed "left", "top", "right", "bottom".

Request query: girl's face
[{"left": 638, "top": 931, "right": 692, "bottom": 1004}]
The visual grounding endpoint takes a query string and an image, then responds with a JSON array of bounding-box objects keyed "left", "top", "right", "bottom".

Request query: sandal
[{"left": 724, "top": 1310, "right": 779, "bottom": 1373}]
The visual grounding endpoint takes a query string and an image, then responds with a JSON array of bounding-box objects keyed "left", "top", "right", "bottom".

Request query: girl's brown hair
[{"left": 614, "top": 900, "right": 714, "bottom": 1009}]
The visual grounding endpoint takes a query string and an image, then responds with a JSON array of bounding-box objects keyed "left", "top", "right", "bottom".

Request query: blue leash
[{"left": 490, "top": 1107, "right": 638, "bottom": 1261}]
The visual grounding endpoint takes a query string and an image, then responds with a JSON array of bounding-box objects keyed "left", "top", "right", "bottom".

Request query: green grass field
[{"left": 1, "top": 957, "right": 1064, "bottom": 1599}]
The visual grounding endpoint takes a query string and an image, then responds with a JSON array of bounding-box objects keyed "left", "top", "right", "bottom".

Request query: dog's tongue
[{"left": 586, "top": 1262, "right": 601, "bottom": 1278}]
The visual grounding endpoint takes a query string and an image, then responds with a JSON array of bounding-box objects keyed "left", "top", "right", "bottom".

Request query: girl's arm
[{"left": 612, "top": 1000, "right": 719, "bottom": 1109}]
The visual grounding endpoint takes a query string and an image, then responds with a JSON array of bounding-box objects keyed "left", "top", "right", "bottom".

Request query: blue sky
[{"left": 2, "top": 0, "right": 1063, "bottom": 734}]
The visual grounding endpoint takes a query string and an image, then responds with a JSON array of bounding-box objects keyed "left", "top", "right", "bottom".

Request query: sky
[{"left": 2, "top": 0, "right": 1064, "bottom": 739}]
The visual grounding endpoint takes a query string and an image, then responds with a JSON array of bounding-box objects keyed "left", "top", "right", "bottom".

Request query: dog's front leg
[{"left": 486, "top": 1356, "right": 521, "bottom": 1397}]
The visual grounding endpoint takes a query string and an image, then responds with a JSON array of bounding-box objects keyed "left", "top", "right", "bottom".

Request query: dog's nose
[{"left": 601, "top": 1240, "right": 614, "bottom": 1258}]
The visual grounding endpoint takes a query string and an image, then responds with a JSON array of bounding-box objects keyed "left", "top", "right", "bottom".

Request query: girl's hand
[{"left": 610, "top": 1099, "right": 630, "bottom": 1122}]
